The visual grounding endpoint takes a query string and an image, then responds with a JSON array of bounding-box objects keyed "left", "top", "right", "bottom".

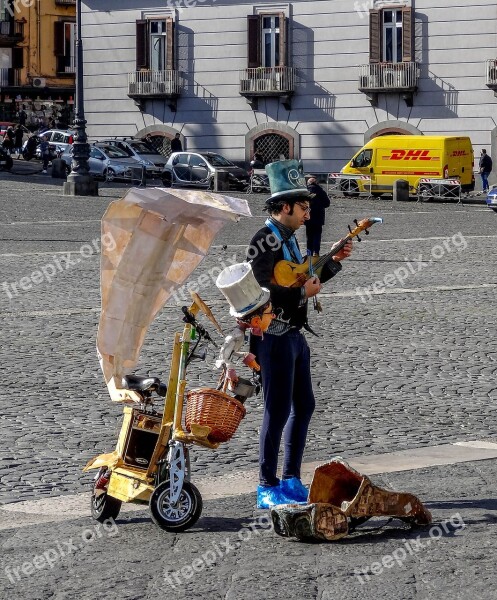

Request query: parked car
[
  {"left": 486, "top": 186, "right": 497, "bottom": 212},
  {"left": 61, "top": 143, "right": 141, "bottom": 181},
  {"left": 102, "top": 138, "right": 168, "bottom": 177},
  {"left": 0, "top": 146, "right": 13, "bottom": 171},
  {"left": 161, "top": 152, "right": 250, "bottom": 190}
]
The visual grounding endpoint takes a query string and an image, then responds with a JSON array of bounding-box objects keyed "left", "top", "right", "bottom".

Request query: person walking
[
  {"left": 246, "top": 159, "right": 353, "bottom": 509},
  {"left": 39, "top": 135, "right": 50, "bottom": 174},
  {"left": 479, "top": 149, "right": 492, "bottom": 194},
  {"left": 170, "top": 132, "right": 183, "bottom": 153},
  {"left": 2, "top": 127, "right": 14, "bottom": 155},
  {"left": 305, "top": 177, "right": 331, "bottom": 256},
  {"left": 14, "top": 125, "right": 24, "bottom": 158}
]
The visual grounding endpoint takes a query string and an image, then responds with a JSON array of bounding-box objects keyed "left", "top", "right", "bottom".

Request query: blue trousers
[
  {"left": 252, "top": 330, "right": 315, "bottom": 487},
  {"left": 481, "top": 171, "right": 490, "bottom": 192}
]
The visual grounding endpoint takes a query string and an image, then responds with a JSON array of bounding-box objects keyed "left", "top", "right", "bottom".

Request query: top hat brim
[
  {"left": 265, "top": 188, "right": 315, "bottom": 205},
  {"left": 229, "top": 288, "right": 270, "bottom": 318}
]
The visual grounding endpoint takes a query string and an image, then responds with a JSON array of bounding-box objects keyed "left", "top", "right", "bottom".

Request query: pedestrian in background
[
  {"left": 479, "top": 149, "right": 492, "bottom": 194},
  {"left": 14, "top": 125, "right": 24, "bottom": 158},
  {"left": 170, "top": 132, "right": 183, "bottom": 153},
  {"left": 39, "top": 135, "right": 50, "bottom": 174},
  {"left": 304, "top": 177, "right": 331, "bottom": 256},
  {"left": 2, "top": 127, "right": 14, "bottom": 155}
]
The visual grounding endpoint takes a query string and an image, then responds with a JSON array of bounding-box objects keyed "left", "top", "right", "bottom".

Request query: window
[
  {"left": 54, "top": 21, "right": 75, "bottom": 73},
  {"left": 189, "top": 154, "right": 207, "bottom": 168},
  {"left": 247, "top": 13, "right": 287, "bottom": 68},
  {"left": 353, "top": 149, "right": 372, "bottom": 168},
  {"left": 262, "top": 15, "right": 280, "bottom": 67},
  {"left": 136, "top": 18, "right": 174, "bottom": 71},
  {"left": 369, "top": 6, "right": 413, "bottom": 63}
]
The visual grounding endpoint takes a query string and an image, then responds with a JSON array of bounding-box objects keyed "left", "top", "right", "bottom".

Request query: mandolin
[{"left": 273, "top": 217, "right": 383, "bottom": 288}]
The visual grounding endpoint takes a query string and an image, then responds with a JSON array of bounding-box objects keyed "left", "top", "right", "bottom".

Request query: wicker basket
[{"left": 185, "top": 388, "right": 246, "bottom": 443}]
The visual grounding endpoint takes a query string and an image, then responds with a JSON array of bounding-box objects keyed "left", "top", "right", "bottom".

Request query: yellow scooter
[{"left": 83, "top": 185, "right": 251, "bottom": 532}]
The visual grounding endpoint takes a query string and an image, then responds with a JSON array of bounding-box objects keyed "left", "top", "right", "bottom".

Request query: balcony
[
  {"left": 239, "top": 66, "right": 296, "bottom": 110},
  {"left": 485, "top": 59, "right": 497, "bottom": 92},
  {"left": 358, "top": 62, "right": 419, "bottom": 106},
  {"left": 0, "top": 67, "right": 20, "bottom": 87},
  {"left": 128, "top": 70, "right": 181, "bottom": 111},
  {"left": 0, "top": 20, "right": 24, "bottom": 46}
]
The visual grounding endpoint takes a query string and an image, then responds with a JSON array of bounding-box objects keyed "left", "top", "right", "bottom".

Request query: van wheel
[{"left": 340, "top": 180, "right": 359, "bottom": 198}]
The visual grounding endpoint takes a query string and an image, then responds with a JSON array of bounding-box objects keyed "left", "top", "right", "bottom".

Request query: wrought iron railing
[
  {"left": 239, "top": 66, "right": 296, "bottom": 94},
  {"left": 0, "top": 19, "right": 24, "bottom": 39},
  {"left": 485, "top": 59, "right": 497, "bottom": 88},
  {"left": 128, "top": 70, "right": 181, "bottom": 96},
  {"left": 358, "top": 62, "right": 419, "bottom": 91},
  {"left": 0, "top": 68, "right": 20, "bottom": 86}
]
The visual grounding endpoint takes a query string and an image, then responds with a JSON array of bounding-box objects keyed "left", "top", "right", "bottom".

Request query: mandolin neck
[{"left": 311, "top": 234, "right": 351, "bottom": 273}]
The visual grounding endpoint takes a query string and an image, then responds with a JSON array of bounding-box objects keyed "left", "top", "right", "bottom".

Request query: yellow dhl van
[{"left": 340, "top": 135, "right": 475, "bottom": 196}]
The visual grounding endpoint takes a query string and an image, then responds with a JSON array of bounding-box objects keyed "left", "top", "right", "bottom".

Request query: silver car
[
  {"left": 61, "top": 144, "right": 141, "bottom": 181},
  {"left": 161, "top": 152, "right": 250, "bottom": 190},
  {"left": 102, "top": 138, "right": 168, "bottom": 177}
]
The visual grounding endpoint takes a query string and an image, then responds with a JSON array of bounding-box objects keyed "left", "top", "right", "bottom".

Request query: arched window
[
  {"left": 143, "top": 133, "right": 173, "bottom": 158},
  {"left": 252, "top": 132, "right": 292, "bottom": 164}
]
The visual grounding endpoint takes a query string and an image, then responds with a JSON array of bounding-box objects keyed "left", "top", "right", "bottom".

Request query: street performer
[{"left": 247, "top": 159, "right": 353, "bottom": 509}]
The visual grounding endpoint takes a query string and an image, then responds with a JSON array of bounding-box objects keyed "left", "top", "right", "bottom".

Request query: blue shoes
[
  {"left": 257, "top": 485, "right": 294, "bottom": 509},
  {"left": 257, "top": 478, "right": 309, "bottom": 509},
  {"left": 280, "top": 477, "right": 309, "bottom": 503}
]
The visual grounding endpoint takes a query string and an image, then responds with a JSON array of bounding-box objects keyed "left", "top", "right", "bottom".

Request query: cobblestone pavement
[{"left": 0, "top": 175, "right": 496, "bottom": 599}]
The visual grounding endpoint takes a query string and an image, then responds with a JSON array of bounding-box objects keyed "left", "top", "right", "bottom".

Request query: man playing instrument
[{"left": 247, "top": 160, "right": 353, "bottom": 509}]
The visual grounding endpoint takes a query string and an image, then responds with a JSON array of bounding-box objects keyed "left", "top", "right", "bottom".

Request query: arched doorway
[
  {"left": 253, "top": 132, "right": 291, "bottom": 164},
  {"left": 135, "top": 124, "right": 184, "bottom": 159},
  {"left": 365, "top": 120, "right": 422, "bottom": 143},
  {"left": 246, "top": 123, "right": 299, "bottom": 165}
]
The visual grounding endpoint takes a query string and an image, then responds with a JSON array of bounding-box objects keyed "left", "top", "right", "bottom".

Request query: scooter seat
[{"left": 122, "top": 375, "right": 161, "bottom": 393}]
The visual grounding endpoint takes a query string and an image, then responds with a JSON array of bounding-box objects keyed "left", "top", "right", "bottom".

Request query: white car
[{"left": 161, "top": 152, "right": 250, "bottom": 190}]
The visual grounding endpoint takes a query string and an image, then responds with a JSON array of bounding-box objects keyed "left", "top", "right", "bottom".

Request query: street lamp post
[{"left": 63, "top": 0, "right": 98, "bottom": 196}]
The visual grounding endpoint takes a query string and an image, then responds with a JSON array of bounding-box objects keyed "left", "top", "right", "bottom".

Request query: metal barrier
[
  {"left": 124, "top": 165, "right": 147, "bottom": 187},
  {"left": 247, "top": 169, "right": 270, "bottom": 194},
  {"left": 416, "top": 178, "right": 462, "bottom": 203},
  {"left": 327, "top": 173, "right": 372, "bottom": 198}
]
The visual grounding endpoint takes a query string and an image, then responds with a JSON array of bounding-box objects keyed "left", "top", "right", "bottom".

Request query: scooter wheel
[
  {"left": 90, "top": 470, "right": 122, "bottom": 522},
  {"left": 149, "top": 480, "right": 203, "bottom": 532}
]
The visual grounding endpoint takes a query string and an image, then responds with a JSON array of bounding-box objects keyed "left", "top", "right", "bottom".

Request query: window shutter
[
  {"left": 54, "top": 21, "right": 65, "bottom": 56},
  {"left": 278, "top": 13, "right": 287, "bottom": 67},
  {"left": 402, "top": 7, "right": 413, "bottom": 62},
  {"left": 12, "top": 47, "right": 23, "bottom": 69},
  {"left": 166, "top": 17, "right": 175, "bottom": 71},
  {"left": 369, "top": 9, "right": 381, "bottom": 63},
  {"left": 136, "top": 20, "right": 149, "bottom": 70},
  {"left": 247, "top": 15, "right": 261, "bottom": 68}
]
